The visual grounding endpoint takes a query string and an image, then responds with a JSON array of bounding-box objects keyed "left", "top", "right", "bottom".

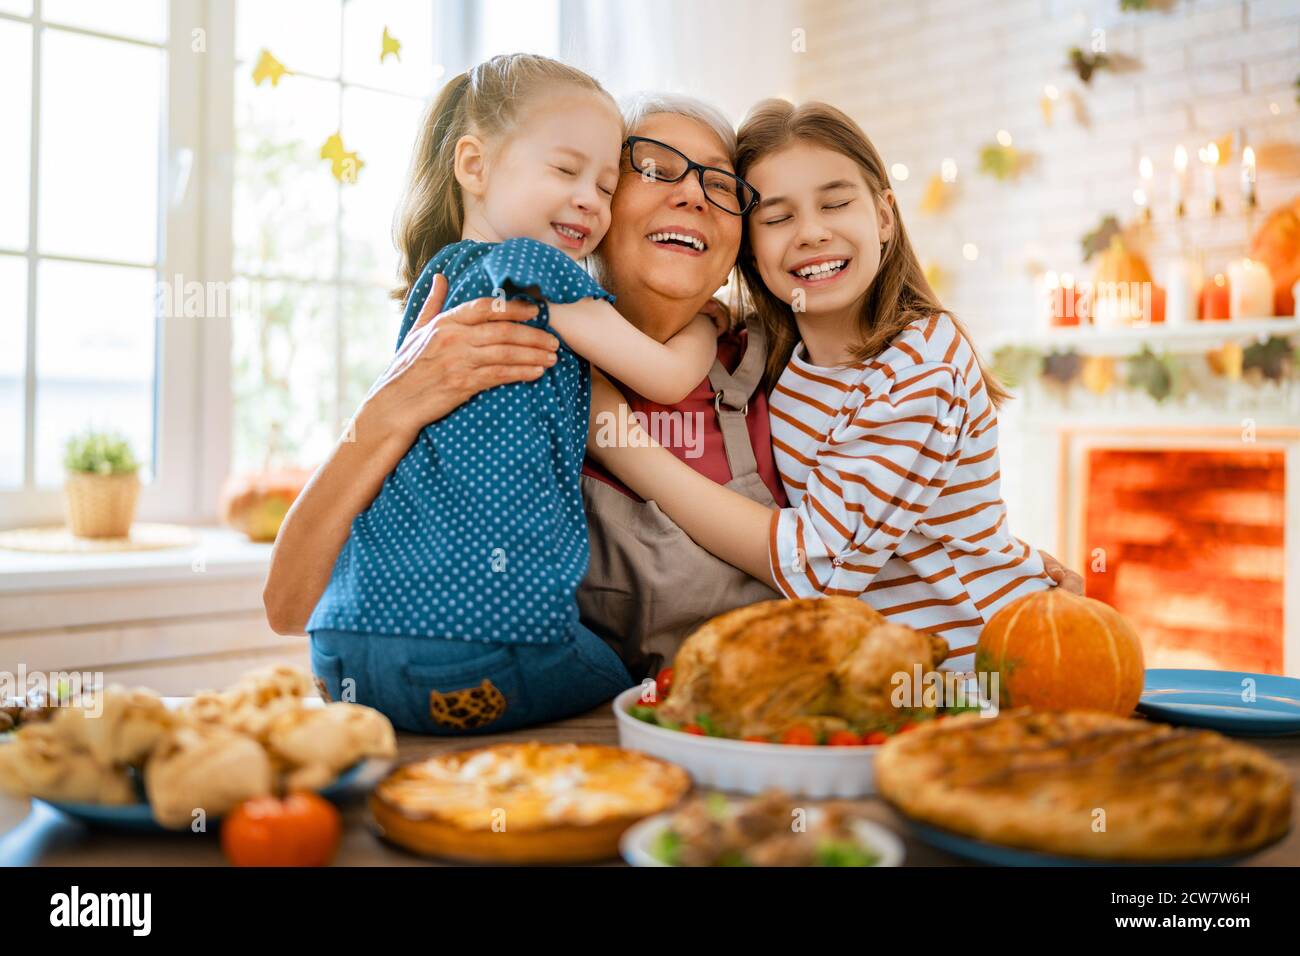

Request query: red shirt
[{"left": 581, "top": 328, "right": 789, "bottom": 507}]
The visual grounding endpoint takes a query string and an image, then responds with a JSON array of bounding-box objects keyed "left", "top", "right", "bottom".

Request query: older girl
[{"left": 587, "top": 100, "right": 1056, "bottom": 667}]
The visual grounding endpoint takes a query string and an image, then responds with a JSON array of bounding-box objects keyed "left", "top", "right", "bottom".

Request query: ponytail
[{"left": 392, "top": 54, "right": 615, "bottom": 303}]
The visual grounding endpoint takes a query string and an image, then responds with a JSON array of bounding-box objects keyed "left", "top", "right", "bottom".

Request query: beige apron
[{"left": 577, "top": 320, "right": 783, "bottom": 680}]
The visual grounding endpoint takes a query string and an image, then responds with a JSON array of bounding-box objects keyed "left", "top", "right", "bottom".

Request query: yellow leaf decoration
[
  {"left": 919, "top": 173, "right": 952, "bottom": 215},
  {"left": 381, "top": 26, "right": 401, "bottom": 63},
  {"left": 252, "top": 49, "right": 289, "bottom": 87},
  {"left": 1081, "top": 356, "right": 1116, "bottom": 395},
  {"left": 1039, "top": 93, "right": 1054, "bottom": 126},
  {"left": 1206, "top": 342, "right": 1243, "bottom": 380},
  {"left": 320, "top": 133, "right": 364, "bottom": 184},
  {"left": 922, "top": 260, "right": 947, "bottom": 296}
]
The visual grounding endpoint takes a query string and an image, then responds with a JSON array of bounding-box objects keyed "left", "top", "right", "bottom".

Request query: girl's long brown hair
[
  {"left": 392, "top": 53, "right": 615, "bottom": 303},
  {"left": 736, "top": 99, "right": 1010, "bottom": 407}
]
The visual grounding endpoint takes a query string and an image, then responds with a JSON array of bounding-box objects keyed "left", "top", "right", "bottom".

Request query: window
[
  {"left": 0, "top": 0, "right": 169, "bottom": 494},
  {"left": 229, "top": 0, "right": 437, "bottom": 474}
]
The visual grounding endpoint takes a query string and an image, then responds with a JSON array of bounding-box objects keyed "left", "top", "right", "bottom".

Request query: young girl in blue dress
[{"left": 307, "top": 54, "right": 720, "bottom": 733}]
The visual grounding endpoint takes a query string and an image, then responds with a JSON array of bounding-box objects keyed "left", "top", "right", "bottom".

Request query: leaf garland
[
  {"left": 1242, "top": 335, "right": 1294, "bottom": 382},
  {"left": 1124, "top": 345, "right": 1176, "bottom": 401}
]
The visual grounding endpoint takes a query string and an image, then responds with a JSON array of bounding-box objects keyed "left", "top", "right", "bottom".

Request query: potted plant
[{"left": 63, "top": 429, "right": 141, "bottom": 538}]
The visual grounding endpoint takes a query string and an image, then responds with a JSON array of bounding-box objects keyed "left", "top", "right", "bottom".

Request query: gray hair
[{"left": 619, "top": 91, "right": 738, "bottom": 164}]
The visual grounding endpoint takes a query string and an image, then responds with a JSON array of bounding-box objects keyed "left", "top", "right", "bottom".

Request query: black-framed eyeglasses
[{"left": 623, "top": 136, "right": 760, "bottom": 216}]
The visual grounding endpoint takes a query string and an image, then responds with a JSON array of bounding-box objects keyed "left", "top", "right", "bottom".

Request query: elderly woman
[{"left": 264, "top": 92, "right": 1078, "bottom": 727}]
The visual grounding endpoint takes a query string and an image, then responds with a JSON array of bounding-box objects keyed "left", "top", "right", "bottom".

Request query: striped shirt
[{"left": 767, "top": 313, "right": 1052, "bottom": 663}]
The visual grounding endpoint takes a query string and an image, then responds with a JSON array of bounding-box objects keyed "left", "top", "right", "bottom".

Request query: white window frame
[{"left": 0, "top": 0, "right": 230, "bottom": 529}]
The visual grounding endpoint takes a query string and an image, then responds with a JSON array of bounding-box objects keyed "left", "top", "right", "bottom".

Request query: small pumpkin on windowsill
[
  {"left": 63, "top": 429, "right": 141, "bottom": 539},
  {"left": 219, "top": 468, "right": 313, "bottom": 542}
]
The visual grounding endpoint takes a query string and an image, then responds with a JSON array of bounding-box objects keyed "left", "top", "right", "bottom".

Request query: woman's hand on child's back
[{"left": 358, "top": 274, "right": 557, "bottom": 442}]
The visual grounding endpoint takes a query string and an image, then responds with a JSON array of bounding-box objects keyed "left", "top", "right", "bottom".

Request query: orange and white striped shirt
[{"left": 767, "top": 314, "right": 1052, "bottom": 665}]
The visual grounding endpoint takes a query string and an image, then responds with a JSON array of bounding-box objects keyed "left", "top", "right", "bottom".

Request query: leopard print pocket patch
[{"left": 428, "top": 678, "right": 507, "bottom": 730}]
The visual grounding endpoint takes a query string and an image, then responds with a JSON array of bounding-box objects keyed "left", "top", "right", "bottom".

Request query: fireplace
[{"left": 1081, "top": 448, "right": 1286, "bottom": 674}]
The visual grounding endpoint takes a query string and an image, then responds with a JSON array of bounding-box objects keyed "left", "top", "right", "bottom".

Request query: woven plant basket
[{"left": 63, "top": 471, "right": 141, "bottom": 538}]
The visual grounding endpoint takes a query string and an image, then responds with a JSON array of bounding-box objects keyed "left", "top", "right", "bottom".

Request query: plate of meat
[{"left": 614, "top": 596, "right": 975, "bottom": 797}]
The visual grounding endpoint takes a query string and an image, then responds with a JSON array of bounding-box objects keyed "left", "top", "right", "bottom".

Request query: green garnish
[
  {"left": 628, "top": 705, "right": 659, "bottom": 724},
  {"left": 815, "top": 839, "right": 880, "bottom": 867},
  {"left": 695, "top": 713, "right": 719, "bottom": 736},
  {"left": 649, "top": 828, "right": 683, "bottom": 866},
  {"left": 704, "top": 792, "right": 731, "bottom": 820}
]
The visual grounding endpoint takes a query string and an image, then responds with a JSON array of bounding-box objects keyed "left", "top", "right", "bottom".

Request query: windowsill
[{"left": 0, "top": 526, "right": 272, "bottom": 593}]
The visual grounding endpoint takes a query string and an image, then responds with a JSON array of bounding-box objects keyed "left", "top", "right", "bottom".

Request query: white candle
[
  {"left": 1241, "top": 146, "right": 1256, "bottom": 209},
  {"left": 1200, "top": 142, "right": 1220, "bottom": 213},
  {"left": 1162, "top": 256, "right": 1201, "bottom": 327},
  {"left": 1227, "top": 258, "right": 1274, "bottom": 319},
  {"left": 1172, "top": 145, "right": 1188, "bottom": 216}
]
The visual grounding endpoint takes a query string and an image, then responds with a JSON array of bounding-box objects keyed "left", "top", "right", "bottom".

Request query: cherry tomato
[
  {"left": 897, "top": 721, "right": 919, "bottom": 734},
  {"left": 221, "top": 792, "right": 341, "bottom": 868},
  {"left": 682, "top": 723, "right": 706, "bottom": 736},
  {"left": 827, "top": 730, "right": 862, "bottom": 747},
  {"left": 862, "top": 731, "right": 888, "bottom": 745},
  {"left": 655, "top": 667, "right": 675, "bottom": 699},
  {"left": 779, "top": 725, "right": 818, "bottom": 746}
]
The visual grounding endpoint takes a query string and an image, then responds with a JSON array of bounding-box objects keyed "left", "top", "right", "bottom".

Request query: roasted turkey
[{"left": 657, "top": 597, "right": 949, "bottom": 737}]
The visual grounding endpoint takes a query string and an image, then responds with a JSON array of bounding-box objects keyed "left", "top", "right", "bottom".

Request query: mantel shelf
[{"left": 990, "top": 318, "right": 1300, "bottom": 356}]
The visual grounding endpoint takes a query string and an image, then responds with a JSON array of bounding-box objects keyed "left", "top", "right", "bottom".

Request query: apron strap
[{"left": 707, "top": 319, "right": 768, "bottom": 482}]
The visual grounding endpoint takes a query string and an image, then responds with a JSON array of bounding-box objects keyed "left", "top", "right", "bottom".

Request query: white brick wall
[{"left": 793, "top": 0, "right": 1300, "bottom": 340}]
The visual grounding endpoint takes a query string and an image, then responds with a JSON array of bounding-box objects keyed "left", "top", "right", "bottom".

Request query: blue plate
[
  {"left": 35, "top": 760, "right": 369, "bottom": 833},
  {"left": 1138, "top": 669, "right": 1300, "bottom": 736},
  {"left": 907, "top": 821, "right": 1261, "bottom": 867}
]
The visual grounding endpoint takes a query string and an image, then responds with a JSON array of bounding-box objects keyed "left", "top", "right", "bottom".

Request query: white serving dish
[
  {"left": 612, "top": 686, "right": 879, "bottom": 798},
  {"left": 620, "top": 808, "right": 905, "bottom": 867}
]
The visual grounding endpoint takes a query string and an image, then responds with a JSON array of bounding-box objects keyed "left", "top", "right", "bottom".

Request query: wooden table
[{"left": 3, "top": 702, "right": 1299, "bottom": 866}]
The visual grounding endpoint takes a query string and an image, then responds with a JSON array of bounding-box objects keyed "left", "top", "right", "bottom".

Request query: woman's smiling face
[
  {"left": 595, "top": 113, "right": 743, "bottom": 307},
  {"left": 746, "top": 140, "right": 894, "bottom": 318}
]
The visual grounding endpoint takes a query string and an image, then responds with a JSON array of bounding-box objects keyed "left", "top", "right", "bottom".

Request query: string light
[
  {"left": 962, "top": 243, "right": 979, "bottom": 261},
  {"left": 940, "top": 158, "right": 958, "bottom": 183},
  {"left": 891, "top": 163, "right": 909, "bottom": 182}
]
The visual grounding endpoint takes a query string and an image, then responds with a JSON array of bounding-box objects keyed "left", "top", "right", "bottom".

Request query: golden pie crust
[
  {"left": 876, "top": 709, "right": 1292, "bottom": 861},
  {"left": 369, "top": 743, "right": 691, "bottom": 863}
]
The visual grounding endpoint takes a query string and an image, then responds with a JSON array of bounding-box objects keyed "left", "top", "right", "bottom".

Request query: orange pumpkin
[
  {"left": 219, "top": 468, "right": 313, "bottom": 542},
  {"left": 1091, "top": 237, "right": 1154, "bottom": 327},
  {"left": 1248, "top": 196, "right": 1300, "bottom": 317},
  {"left": 975, "top": 589, "right": 1145, "bottom": 717}
]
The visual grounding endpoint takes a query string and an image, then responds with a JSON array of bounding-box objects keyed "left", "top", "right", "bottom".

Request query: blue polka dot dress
[{"left": 307, "top": 238, "right": 614, "bottom": 645}]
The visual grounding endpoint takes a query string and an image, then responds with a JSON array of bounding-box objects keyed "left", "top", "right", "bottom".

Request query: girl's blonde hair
[
  {"left": 392, "top": 53, "right": 616, "bottom": 302},
  {"left": 736, "top": 99, "right": 1010, "bottom": 407}
]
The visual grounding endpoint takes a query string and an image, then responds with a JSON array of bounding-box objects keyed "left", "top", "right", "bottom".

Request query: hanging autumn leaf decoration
[
  {"left": 381, "top": 26, "right": 401, "bottom": 63},
  {"left": 1242, "top": 335, "right": 1294, "bottom": 382},
  {"left": 252, "top": 49, "right": 289, "bottom": 87},
  {"left": 978, "top": 143, "right": 1022, "bottom": 181},
  {"left": 1125, "top": 346, "right": 1176, "bottom": 401},
  {"left": 1043, "top": 350, "right": 1083, "bottom": 386},
  {"left": 991, "top": 346, "right": 1042, "bottom": 390},
  {"left": 1080, "top": 214, "right": 1123, "bottom": 262},
  {"left": 320, "top": 133, "right": 364, "bottom": 184},
  {"left": 1067, "top": 47, "right": 1111, "bottom": 84}
]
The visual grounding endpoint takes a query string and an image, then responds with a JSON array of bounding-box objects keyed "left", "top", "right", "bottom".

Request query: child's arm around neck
[{"left": 550, "top": 300, "right": 717, "bottom": 404}]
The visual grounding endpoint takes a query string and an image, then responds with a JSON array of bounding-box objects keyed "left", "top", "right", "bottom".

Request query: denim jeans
[{"left": 308, "top": 625, "right": 634, "bottom": 736}]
